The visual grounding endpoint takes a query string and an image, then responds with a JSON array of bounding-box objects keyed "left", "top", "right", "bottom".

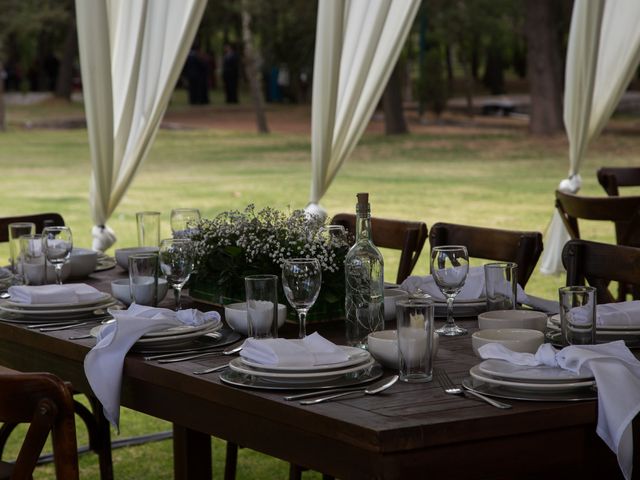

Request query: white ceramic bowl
[
  {"left": 471, "top": 328, "right": 544, "bottom": 357},
  {"left": 69, "top": 248, "right": 98, "bottom": 279},
  {"left": 115, "top": 247, "right": 159, "bottom": 271},
  {"left": 367, "top": 329, "right": 439, "bottom": 369},
  {"left": 384, "top": 289, "right": 410, "bottom": 321},
  {"left": 224, "top": 302, "right": 287, "bottom": 336},
  {"left": 111, "top": 278, "right": 168, "bottom": 306},
  {"left": 477, "top": 309, "right": 548, "bottom": 332}
]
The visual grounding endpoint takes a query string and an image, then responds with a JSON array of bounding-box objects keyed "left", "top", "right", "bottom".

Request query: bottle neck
[{"left": 355, "top": 211, "right": 372, "bottom": 242}]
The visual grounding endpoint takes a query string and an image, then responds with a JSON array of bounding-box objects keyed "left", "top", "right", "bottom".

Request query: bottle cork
[{"left": 356, "top": 192, "right": 369, "bottom": 208}]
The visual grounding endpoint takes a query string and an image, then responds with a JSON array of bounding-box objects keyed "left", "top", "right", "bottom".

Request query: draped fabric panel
[
  {"left": 540, "top": 0, "right": 640, "bottom": 274},
  {"left": 75, "top": 0, "right": 206, "bottom": 250},
  {"left": 307, "top": 0, "right": 420, "bottom": 215}
]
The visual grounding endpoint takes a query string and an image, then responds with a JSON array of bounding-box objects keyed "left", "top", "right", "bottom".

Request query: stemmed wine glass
[
  {"left": 159, "top": 238, "right": 195, "bottom": 310},
  {"left": 282, "top": 258, "right": 322, "bottom": 338},
  {"left": 430, "top": 245, "right": 469, "bottom": 336},
  {"left": 42, "top": 226, "right": 73, "bottom": 285},
  {"left": 170, "top": 208, "right": 201, "bottom": 235}
]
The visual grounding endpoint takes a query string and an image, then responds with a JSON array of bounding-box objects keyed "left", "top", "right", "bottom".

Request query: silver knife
[{"left": 283, "top": 386, "right": 371, "bottom": 401}]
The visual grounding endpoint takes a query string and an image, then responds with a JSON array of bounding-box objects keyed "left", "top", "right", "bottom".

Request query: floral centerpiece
[{"left": 183, "top": 205, "right": 350, "bottom": 322}]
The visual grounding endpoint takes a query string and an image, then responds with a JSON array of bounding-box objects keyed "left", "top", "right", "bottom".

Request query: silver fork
[{"left": 434, "top": 368, "right": 511, "bottom": 409}]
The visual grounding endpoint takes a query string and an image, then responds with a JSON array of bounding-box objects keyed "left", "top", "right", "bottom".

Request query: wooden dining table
[{"left": 0, "top": 267, "right": 634, "bottom": 480}]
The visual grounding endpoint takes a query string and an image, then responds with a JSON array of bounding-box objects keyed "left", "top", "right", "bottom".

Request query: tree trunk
[
  {"left": 383, "top": 62, "right": 408, "bottom": 135},
  {"left": 0, "top": 61, "right": 6, "bottom": 131},
  {"left": 240, "top": 0, "right": 269, "bottom": 134},
  {"left": 525, "top": 0, "right": 563, "bottom": 135},
  {"left": 55, "top": 16, "right": 77, "bottom": 100}
]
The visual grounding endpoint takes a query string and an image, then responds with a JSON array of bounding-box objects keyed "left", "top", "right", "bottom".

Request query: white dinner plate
[
  {"left": 477, "top": 359, "right": 593, "bottom": 382},
  {"left": 90, "top": 321, "right": 223, "bottom": 345},
  {"left": 469, "top": 365, "right": 596, "bottom": 391},
  {"left": 220, "top": 364, "right": 384, "bottom": 391},
  {"left": 549, "top": 314, "right": 640, "bottom": 332},
  {"left": 2, "top": 292, "right": 113, "bottom": 310},
  {"left": 239, "top": 346, "right": 371, "bottom": 372},
  {"left": 229, "top": 357, "right": 375, "bottom": 383},
  {"left": 0, "top": 298, "right": 118, "bottom": 317}
]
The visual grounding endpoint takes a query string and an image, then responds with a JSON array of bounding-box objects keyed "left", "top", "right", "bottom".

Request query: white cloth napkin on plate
[
  {"left": 478, "top": 341, "right": 640, "bottom": 480},
  {"left": 240, "top": 332, "right": 350, "bottom": 367},
  {"left": 571, "top": 301, "right": 640, "bottom": 328},
  {"left": 84, "top": 303, "right": 220, "bottom": 429},
  {"left": 8, "top": 283, "right": 104, "bottom": 304},
  {"left": 400, "top": 266, "right": 560, "bottom": 313}
]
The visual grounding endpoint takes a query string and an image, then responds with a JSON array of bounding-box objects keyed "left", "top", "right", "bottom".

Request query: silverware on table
[
  {"left": 299, "top": 375, "right": 399, "bottom": 405},
  {"left": 68, "top": 333, "right": 93, "bottom": 340},
  {"left": 27, "top": 320, "right": 81, "bottom": 329},
  {"left": 154, "top": 342, "right": 243, "bottom": 363},
  {"left": 434, "top": 368, "right": 511, "bottom": 409},
  {"left": 283, "top": 377, "right": 394, "bottom": 401},
  {"left": 192, "top": 363, "right": 230, "bottom": 375},
  {"left": 39, "top": 322, "right": 90, "bottom": 332}
]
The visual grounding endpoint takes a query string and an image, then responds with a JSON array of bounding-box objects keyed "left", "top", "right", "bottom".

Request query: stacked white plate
[
  {"left": 470, "top": 359, "right": 595, "bottom": 393},
  {"left": 0, "top": 293, "right": 118, "bottom": 322},
  {"left": 90, "top": 316, "right": 224, "bottom": 351},
  {"left": 220, "top": 346, "right": 385, "bottom": 390},
  {"left": 547, "top": 314, "right": 640, "bottom": 346},
  {"left": 434, "top": 297, "right": 486, "bottom": 318}
]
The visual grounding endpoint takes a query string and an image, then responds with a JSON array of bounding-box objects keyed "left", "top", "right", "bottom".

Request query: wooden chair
[
  {"left": 562, "top": 239, "right": 640, "bottom": 304},
  {"left": 0, "top": 213, "right": 114, "bottom": 479},
  {"left": 0, "top": 213, "right": 64, "bottom": 242},
  {"left": 330, "top": 213, "right": 428, "bottom": 284},
  {"left": 0, "top": 368, "right": 79, "bottom": 480},
  {"left": 429, "top": 222, "right": 543, "bottom": 288},
  {"left": 597, "top": 166, "right": 640, "bottom": 197}
]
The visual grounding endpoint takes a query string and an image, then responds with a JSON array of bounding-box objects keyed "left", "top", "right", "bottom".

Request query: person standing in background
[{"left": 223, "top": 43, "right": 239, "bottom": 104}]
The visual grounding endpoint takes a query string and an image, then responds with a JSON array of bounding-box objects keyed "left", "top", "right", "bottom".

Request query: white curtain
[
  {"left": 540, "top": 0, "right": 640, "bottom": 274},
  {"left": 306, "top": 0, "right": 420, "bottom": 216},
  {"left": 75, "top": 0, "right": 206, "bottom": 251}
]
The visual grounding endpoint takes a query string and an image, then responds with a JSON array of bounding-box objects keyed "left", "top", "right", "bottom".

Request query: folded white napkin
[
  {"left": 240, "top": 332, "right": 350, "bottom": 367},
  {"left": 84, "top": 303, "right": 220, "bottom": 428},
  {"left": 8, "top": 283, "right": 104, "bottom": 304},
  {"left": 571, "top": 301, "right": 640, "bottom": 328},
  {"left": 479, "top": 341, "right": 640, "bottom": 480}
]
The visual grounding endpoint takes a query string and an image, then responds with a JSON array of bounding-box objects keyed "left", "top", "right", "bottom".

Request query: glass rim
[
  {"left": 171, "top": 208, "right": 200, "bottom": 213},
  {"left": 245, "top": 274, "right": 278, "bottom": 281},
  {"left": 431, "top": 245, "right": 467, "bottom": 252},
  {"left": 559, "top": 285, "right": 596, "bottom": 293},
  {"left": 42, "top": 225, "right": 70, "bottom": 232},
  {"left": 136, "top": 211, "right": 161, "bottom": 216},
  {"left": 128, "top": 252, "right": 159, "bottom": 260},
  {"left": 484, "top": 261, "right": 517, "bottom": 268},
  {"left": 284, "top": 257, "right": 320, "bottom": 264},
  {"left": 397, "top": 298, "right": 434, "bottom": 307},
  {"left": 8, "top": 222, "right": 36, "bottom": 228}
]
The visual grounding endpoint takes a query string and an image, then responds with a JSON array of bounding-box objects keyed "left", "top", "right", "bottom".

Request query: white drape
[
  {"left": 306, "top": 0, "right": 420, "bottom": 216},
  {"left": 540, "top": 0, "right": 640, "bottom": 274},
  {"left": 75, "top": 0, "right": 206, "bottom": 251}
]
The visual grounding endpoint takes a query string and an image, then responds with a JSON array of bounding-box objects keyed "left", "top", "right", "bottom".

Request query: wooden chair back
[
  {"left": 0, "top": 213, "right": 65, "bottom": 243},
  {"left": 562, "top": 239, "right": 640, "bottom": 304},
  {"left": 555, "top": 190, "right": 640, "bottom": 247},
  {"left": 330, "top": 213, "right": 428, "bottom": 284},
  {"left": 597, "top": 166, "right": 640, "bottom": 196},
  {"left": 0, "top": 371, "right": 79, "bottom": 480},
  {"left": 428, "top": 222, "right": 543, "bottom": 288}
]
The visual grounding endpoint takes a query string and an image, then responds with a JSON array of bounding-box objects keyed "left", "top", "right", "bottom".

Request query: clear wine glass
[
  {"left": 159, "top": 238, "right": 195, "bottom": 310},
  {"left": 42, "top": 226, "right": 73, "bottom": 285},
  {"left": 170, "top": 208, "right": 201, "bottom": 235},
  {"left": 430, "top": 245, "right": 469, "bottom": 336},
  {"left": 282, "top": 258, "right": 322, "bottom": 338}
]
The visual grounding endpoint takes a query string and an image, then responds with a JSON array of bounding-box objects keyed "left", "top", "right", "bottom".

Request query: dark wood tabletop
[{"left": 0, "top": 267, "right": 631, "bottom": 480}]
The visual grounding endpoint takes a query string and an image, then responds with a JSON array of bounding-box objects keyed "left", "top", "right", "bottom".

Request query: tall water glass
[
  {"left": 8, "top": 222, "right": 35, "bottom": 274},
  {"left": 282, "top": 258, "right": 322, "bottom": 338},
  {"left": 559, "top": 286, "right": 596, "bottom": 345},
  {"left": 396, "top": 299, "right": 434, "bottom": 382},
  {"left": 129, "top": 253, "right": 159, "bottom": 306},
  {"left": 159, "top": 238, "right": 194, "bottom": 310},
  {"left": 170, "top": 208, "right": 201, "bottom": 235},
  {"left": 20, "top": 234, "right": 46, "bottom": 285},
  {"left": 484, "top": 262, "right": 518, "bottom": 311},
  {"left": 136, "top": 211, "right": 161, "bottom": 247},
  {"left": 430, "top": 245, "right": 469, "bottom": 336},
  {"left": 42, "top": 226, "right": 72, "bottom": 285},
  {"left": 245, "top": 275, "right": 278, "bottom": 339}
]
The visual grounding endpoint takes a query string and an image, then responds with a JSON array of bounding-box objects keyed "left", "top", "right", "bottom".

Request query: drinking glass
[
  {"left": 282, "top": 258, "right": 322, "bottom": 338},
  {"left": 159, "top": 238, "right": 194, "bottom": 310},
  {"left": 20, "top": 234, "right": 46, "bottom": 285},
  {"left": 245, "top": 275, "right": 279, "bottom": 339},
  {"left": 136, "top": 211, "right": 161, "bottom": 247},
  {"left": 8, "top": 222, "right": 35, "bottom": 274},
  {"left": 42, "top": 226, "right": 73, "bottom": 285},
  {"left": 170, "top": 208, "right": 201, "bottom": 235},
  {"left": 430, "top": 245, "right": 469, "bottom": 336},
  {"left": 319, "top": 225, "right": 347, "bottom": 246},
  {"left": 484, "top": 262, "right": 518, "bottom": 311},
  {"left": 129, "top": 253, "right": 159, "bottom": 306},
  {"left": 396, "top": 299, "right": 435, "bottom": 382},
  {"left": 559, "top": 286, "right": 596, "bottom": 345}
]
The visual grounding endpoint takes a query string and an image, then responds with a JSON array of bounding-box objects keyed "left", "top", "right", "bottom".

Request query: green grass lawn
[{"left": 0, "top": 101, "right": 638, "bottom": 478}]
